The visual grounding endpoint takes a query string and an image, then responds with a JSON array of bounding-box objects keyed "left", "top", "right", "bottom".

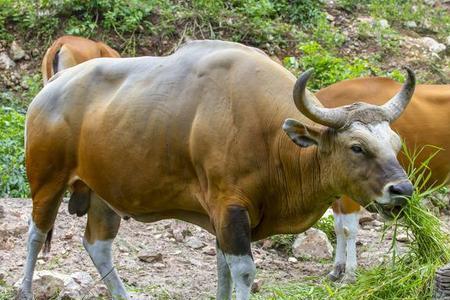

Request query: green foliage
[
  {"left": 284, "top": 42, "right": 374, "bottom": 90},
  {"left": 269, "top": 234, "right": 296, "bottom": 254},
  {"left": 313, "top": 214, "right": 336, "bottom": 244},
  {"left": 0, "top": 106, "right": 28, "bottom": 197},
  {"left": 0, "top": 287, "right": 15, "bottom": 300},
  {"left": 274, "top": 0, "right": 324, "bottom": 28},
  {"left": 21, "top": 73, "right": 43, "bottom": 105}
]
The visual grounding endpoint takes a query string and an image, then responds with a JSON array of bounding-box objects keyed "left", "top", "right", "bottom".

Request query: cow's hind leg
[
  {"left": 216, "top": 206, "right": 256, "bottom": 300},
  {"left": 342, "top": 212, "right": 358, "bottom": 283},
  {"left": 17, "top": 180, "right": 65, "bottom": 300},
  {"left": 83, "top": 193, "right": 129, "bottom": 300},
  {"left": 328, "top": 211, "right": 346, "bottom": 281}
]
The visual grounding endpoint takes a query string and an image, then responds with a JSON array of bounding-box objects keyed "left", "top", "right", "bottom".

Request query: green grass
[{"left": 0, "top": 106, "right": 28, "bottom": 197}]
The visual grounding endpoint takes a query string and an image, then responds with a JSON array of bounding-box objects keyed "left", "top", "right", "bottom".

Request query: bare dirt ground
[{"left": 0, "top": 198, "right": 408, "bottom": 299}]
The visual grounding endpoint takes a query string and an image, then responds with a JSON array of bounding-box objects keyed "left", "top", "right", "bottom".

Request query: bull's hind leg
[
  {"left": 216, "top": 206, "right": 256, "bottom": 300},
  {"left": 83, "top": 193, "right": 129, "bottom": 300},
  {"left": 17, "top": 179, "right": 65, "bottom": 300}
]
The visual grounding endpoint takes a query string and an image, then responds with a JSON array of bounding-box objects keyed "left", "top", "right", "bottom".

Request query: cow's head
[{"left": 283, "top": 68, "right": 416, "bottom": 217}]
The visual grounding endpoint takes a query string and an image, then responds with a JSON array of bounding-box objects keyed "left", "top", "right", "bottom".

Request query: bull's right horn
[
  {"left": 293, "top": 68, "right": 348, "bottom": 128},
  {"left": 381, "top": 67, "right": 416, "bottom": 122}
]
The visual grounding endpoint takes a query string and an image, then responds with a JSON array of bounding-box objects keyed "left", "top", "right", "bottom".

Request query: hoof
[
  {"left": 327, "top": 271, "right": 343, "bottom": 282},
  {"left": 341, "top": 273, "right": 356, "bottom": 284},
  {"left": 15, "top": 289, "right": 33, "bottom": 300},
  {"left": 328, "top": 264, "right": 345, "bottom": 282}
]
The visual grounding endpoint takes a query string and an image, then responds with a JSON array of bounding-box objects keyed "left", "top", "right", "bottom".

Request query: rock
[
  {"left": 0, "top": 218, "right": 28, "bottom": 236},
  {"left": 31, "top": 48, "right": 40, "bottom": 57},
  {"left": 418, "top": 37, "right": 446, "bottom": 53},
  {"left": 288, "top": 256, "right": 298, "bottom": 263},
  {"left": 10, "top": 41, "right": 26, "bottom": 61},
  {"left": 251, "top": 278, "right": 263, "bottom": 293},
  {"left": 320, "top": 0, "right": 335, "bottom": 7},
  {"left": 261, "top": 238, "right": 274, "bottom": 249},
  {"left": 170, "top": 221, "right": 191, "bottom": 242},
  {"left": 185, "top": 236, "right": 206, "bottom": 249},
  {"left": 0, "top": 205, "right": 4, "bottom": 218},
  {"left": 357, "top": 16, "right": 374, "bottom": 24},
  {"left": 396, "top": 233, "right": 410, "bottom": 243},
  {"left": 138, "top": 252, "right": 163, "bottom": 263},
  {"left": 370, "top": 219, "right": 384, "bottom": 227},
  {"left": 15, "top": 270, "right": 94, "bottom": 299},
  {"left": 202, "top": 246, "right": 216, "bottom": 256},
  {"left": 404, "top": 21, "right": 417, "bottom": 29},
  {"left": 378, "top": 19, "right": 390, "bottom": 29},
  {"left": 359, "top": 209, "right": 375, "bottom": 224},
  {"left": 424, "top": 0, "right": 436, "bottom": 5},
  {"left": 292, "top": 228, "right": 333, "bottom": 260},
  {"left": 60, "top": 271, "right": 94, "bottom": 299},
  {"left": 326, "top": 13, "right": 335, "bottom": 21},
  {"left": 0, "top": 52, "right": 15, "bottom": 69}
]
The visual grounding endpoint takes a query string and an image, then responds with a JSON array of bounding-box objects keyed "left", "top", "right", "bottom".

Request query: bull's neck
[{"left": 256, "top": 129, "right": 339, "bottom": 238}]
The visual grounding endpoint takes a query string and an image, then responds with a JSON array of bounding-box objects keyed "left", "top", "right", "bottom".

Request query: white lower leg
[
  {"left": 343, "top": 213, "right": 359, "bottom": 282},
  {"left": 216, "top": 245, "right": 232, "bottom": 300},
  {"left": 329, "top": 213, "right": 346, "bottom": 280},
  {"left": 83, "top": 239, "right": 129, "bottom": 300},
  {"left": 225, "top": 254, "right": 256, "bottom": 300},
  {"left": 18, "top": 220, "right": 46, "bottom": 299}
]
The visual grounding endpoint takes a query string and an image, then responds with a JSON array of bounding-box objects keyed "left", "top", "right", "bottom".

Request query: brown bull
[
  {"left": 18, "top": 40, "right": 416, "bottom": 300},
  {"left": 315, "top": 77, "right": 450, "bottom": 283},
  {"left": 41, "top": 35, "right": 120, "bottom": 84}
]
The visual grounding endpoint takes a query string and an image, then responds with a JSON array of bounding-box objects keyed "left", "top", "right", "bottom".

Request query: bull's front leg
[{"left": 215, "top": 205, "right": 256, "bottom": 300}]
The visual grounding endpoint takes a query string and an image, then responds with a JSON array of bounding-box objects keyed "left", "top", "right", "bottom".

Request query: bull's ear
[{"left": 282, "top": 118, "right": 322, "bottom": 148}]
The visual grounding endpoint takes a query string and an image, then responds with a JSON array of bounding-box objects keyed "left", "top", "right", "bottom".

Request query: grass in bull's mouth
[{"left": 254, "top": 145, "right": 450, "bottom": 299}]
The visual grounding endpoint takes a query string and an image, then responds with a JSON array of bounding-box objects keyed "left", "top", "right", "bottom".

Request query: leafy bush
[
  {"left": 0, "top": 106, "right": 28, "bottom": 197},
  {"left": 269, "top": 234, "right": 296, "bottom": 254},
  {"left": 314, "top": 214, "right": 336, "bottom": 244},
  {"left": 284, "top": 42, "right": 374, "bottom": 90}
]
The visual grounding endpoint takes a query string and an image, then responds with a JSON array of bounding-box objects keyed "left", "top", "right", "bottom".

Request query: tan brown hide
[
  {"left": 41, "top": 35, "right": 120, "bottom": 84},
  {"left": 316, "top": 78, "right": 450, "bottom": 214}
]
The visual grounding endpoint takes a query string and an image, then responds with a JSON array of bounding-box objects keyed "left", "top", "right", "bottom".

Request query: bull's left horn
[
  {"left": 381, "top": 67, "right": 416, "bottom": 122},
  {"left": 293, "top": 68, "right": 347, "bottom": 128}
]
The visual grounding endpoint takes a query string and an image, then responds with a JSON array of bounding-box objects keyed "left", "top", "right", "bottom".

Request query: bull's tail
[
  {"left": 97, "top": 41, "right": 120, "bottom": 58},
  {"left": 41, "top": 40, "right": 63, "bottom": 85}
]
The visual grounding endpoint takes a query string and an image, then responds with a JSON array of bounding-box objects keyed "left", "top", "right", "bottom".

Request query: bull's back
[{"left": 317, "top": 78, "right": 450, "bottom": 186}]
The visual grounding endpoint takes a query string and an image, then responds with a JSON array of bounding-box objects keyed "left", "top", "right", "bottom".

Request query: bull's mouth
[{"left": 366, "top": 202, "right": 404, "bottom": 220}]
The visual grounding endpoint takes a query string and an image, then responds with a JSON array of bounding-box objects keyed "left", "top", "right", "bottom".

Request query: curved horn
[
  {"left": 381, "top": 67, "right": 416, "bottom": 122},
  {"left": 293, "top": 68, "right": 347, "bottom": 128}
]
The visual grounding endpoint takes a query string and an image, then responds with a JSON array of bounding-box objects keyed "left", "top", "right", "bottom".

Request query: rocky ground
[{"left": 0, "top": 198, "right": 413, "bottom": 299}]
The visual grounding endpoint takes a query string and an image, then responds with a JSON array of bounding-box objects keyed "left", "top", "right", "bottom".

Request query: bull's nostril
[{"left": 388, "top": 182, "right": 414, "bottom": 197}]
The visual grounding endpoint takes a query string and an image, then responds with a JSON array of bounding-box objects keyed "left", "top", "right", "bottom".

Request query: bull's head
[{"left": 283, "top": 68, "right": 416, "bottom": 217}]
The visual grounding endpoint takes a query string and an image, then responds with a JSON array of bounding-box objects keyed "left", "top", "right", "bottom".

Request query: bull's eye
[{"left": 351, "top": 145, "right": 363, "bottom": 154}]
